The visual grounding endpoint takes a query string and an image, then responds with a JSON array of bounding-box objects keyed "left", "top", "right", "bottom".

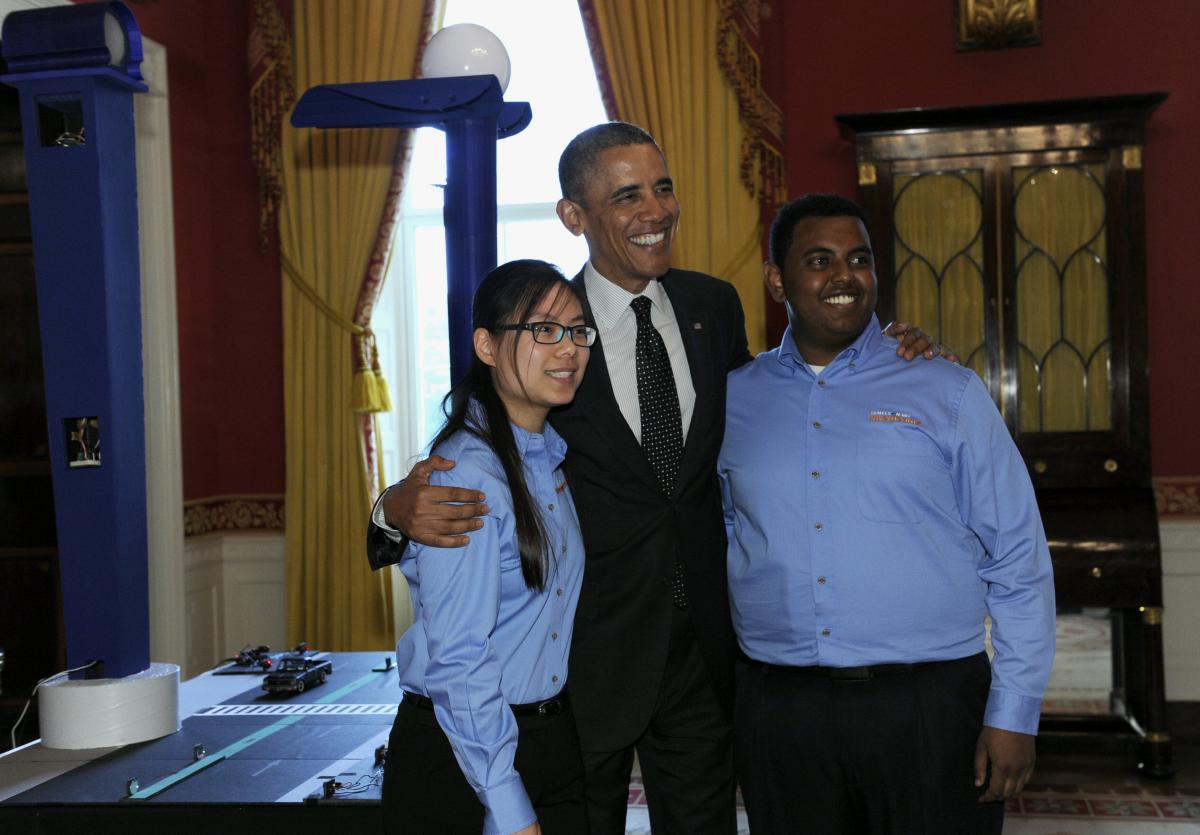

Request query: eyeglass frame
[{"left": 492, "top": 321, "right": 598, "bottom": 347}]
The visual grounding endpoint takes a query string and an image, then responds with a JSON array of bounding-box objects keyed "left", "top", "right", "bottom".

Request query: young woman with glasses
[{"left": 382, "top": 259, "right": 596, "bottom": 834}]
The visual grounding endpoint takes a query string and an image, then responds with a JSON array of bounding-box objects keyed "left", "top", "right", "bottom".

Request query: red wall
[
  {"left": 123, "top": 1, "right": 285, "bottom": 500},
  {"left": 763, "top": 1, "right": 1200, "bottom": 478}
]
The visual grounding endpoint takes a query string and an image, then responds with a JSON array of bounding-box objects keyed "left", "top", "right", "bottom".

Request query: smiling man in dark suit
[{"left": 368, "top": 123, "right": 938, "bottom": 834}]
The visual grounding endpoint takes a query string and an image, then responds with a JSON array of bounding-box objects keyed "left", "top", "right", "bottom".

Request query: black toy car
[{"left": 262, "top": 655, "right": 333, "bottom": 695}]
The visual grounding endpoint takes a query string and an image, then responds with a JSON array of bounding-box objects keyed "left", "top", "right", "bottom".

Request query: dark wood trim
[{"left": 836, "top": 92, "right": 1167, "bottom": 137}]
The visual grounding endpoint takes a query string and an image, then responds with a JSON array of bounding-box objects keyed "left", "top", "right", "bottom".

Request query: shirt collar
[
  {"left": 467, "top": 398, "right": 568, "bottom": 470},
  {"left": 583, "top": 261, "right": 670, "bottom": 333},
  {"left": 776, "top": 314, "right": 883, "bottom": 372},
  {"left": 512, "top": 418, "right": 568, "bottom": 469}
]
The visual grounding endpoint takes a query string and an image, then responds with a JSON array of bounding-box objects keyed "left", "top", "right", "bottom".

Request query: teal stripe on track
[{"left": 128, "top": 671, "right": 381, "bottom": 800}]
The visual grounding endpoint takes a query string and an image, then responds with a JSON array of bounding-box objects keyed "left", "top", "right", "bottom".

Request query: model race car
[{"left": 262, "top": 654, "right": 333, "bottom": 695}]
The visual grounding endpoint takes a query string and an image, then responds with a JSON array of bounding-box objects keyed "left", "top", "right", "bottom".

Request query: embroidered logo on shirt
[
  {"left": 555, "top": 479, "right": 568, "bottom": 494},
  {"left": 869, "top": 410, "right": 922, "bottom": 426}
]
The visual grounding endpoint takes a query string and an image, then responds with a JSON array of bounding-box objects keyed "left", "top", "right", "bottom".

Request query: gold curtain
[
  {"left": 280, "top": 0, "right": 433, "bottom": 650},
  {"left": 579, "top": 0, "right": 776, "bottom": 352}
]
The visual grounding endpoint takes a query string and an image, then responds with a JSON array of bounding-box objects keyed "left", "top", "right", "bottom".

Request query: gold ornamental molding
[
  {"left": 184, "top": 494, "right": 285, "bottom": 537},
  {"left": 1122, "top": 145, "right": 1144, "bottom": 170},
  {"left": 1153, "top": 477, "right": 1200, "bottom": 518},
  {"left": 956, "top": 0, "right": 1042, "bottom": 51}
]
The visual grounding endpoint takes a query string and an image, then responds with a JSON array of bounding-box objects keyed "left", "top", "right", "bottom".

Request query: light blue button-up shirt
[
  {"left": 718, "top": 316, "right": 1055, "bottom": 735},
  {"left": 395, "top": 413, "right": 585, "bottom": 834}
]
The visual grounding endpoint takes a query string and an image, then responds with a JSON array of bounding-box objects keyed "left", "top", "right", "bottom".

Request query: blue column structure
[
  {"left": 1, "top": 2, "right": 150, "bottom": 679},
  {"left": 290, "top": 76, "right": 531, "bottom": 380}
]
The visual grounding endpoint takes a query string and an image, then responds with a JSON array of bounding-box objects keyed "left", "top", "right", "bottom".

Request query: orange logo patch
[{"left": 869, "top": 410, "right": 922, "bottom": 426}]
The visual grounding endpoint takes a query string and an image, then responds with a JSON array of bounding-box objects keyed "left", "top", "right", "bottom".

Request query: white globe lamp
[{"left": 420, "top": 23, "right": 511, "bottom": 94}]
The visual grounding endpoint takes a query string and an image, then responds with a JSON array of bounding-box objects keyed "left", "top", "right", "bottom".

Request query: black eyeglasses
[{"left": 493, "top": 321, "right": 597, "bottom": 347}]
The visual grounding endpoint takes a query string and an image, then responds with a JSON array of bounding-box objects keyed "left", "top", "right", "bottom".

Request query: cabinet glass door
[
  {"left": 1010, "top": 159, "right": 1112, "bottom": 434},
  {"left": 890, "top": 165, "right": 994, "bottom": 390}
]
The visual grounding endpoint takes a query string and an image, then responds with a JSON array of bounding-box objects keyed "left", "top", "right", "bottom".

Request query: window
[{"left": 374, "top": 0, "right": 607, "bottom": 481}]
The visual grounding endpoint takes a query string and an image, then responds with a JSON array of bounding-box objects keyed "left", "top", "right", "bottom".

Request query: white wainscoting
[
  {"left": 1161, "top": 518, "right": 1200, "bottom": 700},
  {"left": 183, "top": 533, "right": 287, "bottom": 679}
]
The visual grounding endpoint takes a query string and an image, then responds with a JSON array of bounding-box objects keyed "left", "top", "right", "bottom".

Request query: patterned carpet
[{"left": 622, "top": 776, "right": 1200, "bottom": 833}]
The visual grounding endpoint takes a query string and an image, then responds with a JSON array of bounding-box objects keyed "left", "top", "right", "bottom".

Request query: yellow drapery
[
  {"left": 580, "top": 0, "right": 769, "bottom": 352},
  {"left": 280, "top": 0, "right": 433, "bottom": 650}
]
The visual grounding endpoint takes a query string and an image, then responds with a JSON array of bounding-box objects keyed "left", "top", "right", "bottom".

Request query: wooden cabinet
[{"left": 837, "top": 93, "right": 1171, "bottom": 776}]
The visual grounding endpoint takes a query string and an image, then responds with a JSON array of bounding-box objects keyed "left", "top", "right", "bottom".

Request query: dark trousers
[
  {"left": 582, "top": 607, "right": 737, "bottom": 835},
  {"left": 735, "top": 652, "right": 1004, "bottom": 835},
  {"left": 381, "top": 694, "right": 587, "bottom": 834}
]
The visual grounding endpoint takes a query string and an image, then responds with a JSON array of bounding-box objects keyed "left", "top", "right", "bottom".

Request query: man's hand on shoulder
[
  {"left": 883, "top": 321, "right": 960, "bottom": 364},
  {"left": 383, "top": 455, "right": 489, "bottom": 548},
  {"left": 974, "top": 726, "right": 1035, "bottom": 802}
]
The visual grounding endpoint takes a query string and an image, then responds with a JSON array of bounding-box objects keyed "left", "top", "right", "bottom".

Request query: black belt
[
  {"left": 740, "top": 652, "right": 979, "bottom": 681},
  {"left": 402, "top": 689, "right": 569, "bottom": 717}
]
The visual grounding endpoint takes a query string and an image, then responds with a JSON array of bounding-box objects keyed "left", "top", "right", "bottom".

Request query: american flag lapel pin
[{"left": 693, "top": 322, "right": 703, "bottom": 330}]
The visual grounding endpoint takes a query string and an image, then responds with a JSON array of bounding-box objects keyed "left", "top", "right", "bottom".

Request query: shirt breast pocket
[{"left": 856, "top": 437, "right": 945, "bottom": 525}]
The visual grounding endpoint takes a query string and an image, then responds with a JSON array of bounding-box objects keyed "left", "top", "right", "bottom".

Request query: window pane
[
  {"left": 443, "top": 0, "right": 608, "bottom": 205},
  {"left": 383, "top": 0, "right": 607, "bottom": 473},
  {"left": 499, "top": 216, "right": 590, "bottom": 276},
  {"left": 414, "top": 224, "right": 450, "bottom": 446}
]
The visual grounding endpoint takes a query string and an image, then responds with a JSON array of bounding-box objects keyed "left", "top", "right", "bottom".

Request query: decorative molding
[
  {"left": 1122, "top": 145, "right": 1144, "bottom": 171},
  {"left": 1154, "top": 477, "right": 1200, "bottom": 518},
  {"left": 955, "top": 0, "right": 1041, "bottom": 51},
  {"left": 184, "top": 495, "right": 285, "bottom": 537}
]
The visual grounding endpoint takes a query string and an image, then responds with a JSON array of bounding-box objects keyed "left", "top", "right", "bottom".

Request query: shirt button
[
  {"left": 811, "top": 470, "right": 820, "bottom": 479},
  {"left": 551, "top": 632, "right": 558, "bottom": 640},
  {"left": 548, "top": 503, "right": 555, "bottom": 511},
  {"left": 849, "top": 361, "right": 857, "bottom": 369},
  {"left": 821, "top": 628, "right": 831, "bottom": 637},
  {"left": 817, "top": 576, "right": 826, "bottom": 585},
  {"left": 812, "top": 421, "right": 822, "bottom": 429},
  {"left": 556, "top": 588, "right": 563, "bottom": 596},
  {"left": 817, "top": 380, "right": 826, "bottom": 387},
  {"left": 552, "top": 675, "right": 559, "bottom": 683},
  {"left": 561, "top": 544, "right": 567, "bottom": 554},
  {"left": 814, "top": 522, "right": 824, "bottom": 532}
]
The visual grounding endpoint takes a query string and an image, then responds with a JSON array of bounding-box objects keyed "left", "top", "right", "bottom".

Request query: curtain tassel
[{"left": 352, "top": 329, "right": 392, "bottom": 414}]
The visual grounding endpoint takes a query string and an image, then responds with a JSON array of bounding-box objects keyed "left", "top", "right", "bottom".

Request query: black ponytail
[{"left": 430, "top": 259, "right": 580, "bottom": 592}]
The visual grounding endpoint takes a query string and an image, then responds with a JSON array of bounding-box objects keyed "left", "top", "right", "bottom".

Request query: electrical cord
[{"left": 9, "top": 660, "right": 99, "bottom": 750}]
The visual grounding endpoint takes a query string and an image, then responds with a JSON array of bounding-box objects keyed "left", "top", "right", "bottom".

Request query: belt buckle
[
  {"left": 537, "top": 698, "right": 563, "bottom": 716},
  {"left": 829, "top": 666, "right": 872, "bottom": 682}
]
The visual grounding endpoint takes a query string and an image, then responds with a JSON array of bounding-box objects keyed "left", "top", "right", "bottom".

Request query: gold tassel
[{"left": 350, "top": 329, "right": 392, "bottom": 414}]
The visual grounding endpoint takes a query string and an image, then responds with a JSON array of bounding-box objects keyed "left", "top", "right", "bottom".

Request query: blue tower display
[
  {"left": 1, "top": 2, "right": 150, "bottom": 679},
  {"left": 290, "top": 76, "right": 531, "bottom": 380}
]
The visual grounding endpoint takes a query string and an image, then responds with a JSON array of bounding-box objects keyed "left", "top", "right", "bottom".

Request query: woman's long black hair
[{"left": 430, "top": 259, "right": 581, "bottom": 592}]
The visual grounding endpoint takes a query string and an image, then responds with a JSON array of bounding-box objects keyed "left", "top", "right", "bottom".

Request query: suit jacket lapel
[
  {"left": 662, "top": 270, "right": 716, "bottom": 488},
  {"left": 568, "top": 272, "right": 662, "bottom": 493}
]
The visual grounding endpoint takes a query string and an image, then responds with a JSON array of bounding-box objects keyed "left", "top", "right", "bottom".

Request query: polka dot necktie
[{"left": 632, "top": 296, "right": 689, "bottom": 610}]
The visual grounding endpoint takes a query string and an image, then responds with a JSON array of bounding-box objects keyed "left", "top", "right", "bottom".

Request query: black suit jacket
[
  {"left": 367, "top": 267, "right": 751, "bottom": 750},
  {"left": 552, "top": 267, "right": 748, "bottom": 748}
]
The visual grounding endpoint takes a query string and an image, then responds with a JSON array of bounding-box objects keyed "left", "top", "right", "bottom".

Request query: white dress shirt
[{"left": 583, "top": 262, "right": 696, "bottom": 444}]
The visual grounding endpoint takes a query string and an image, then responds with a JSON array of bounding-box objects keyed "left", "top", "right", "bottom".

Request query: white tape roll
[{"left": 39, "top": 662, "right": 180, "bottom": 749}]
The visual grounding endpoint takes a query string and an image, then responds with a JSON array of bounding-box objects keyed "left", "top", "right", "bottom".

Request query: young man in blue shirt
[{"left": 718, "top": 194, "right": 1056, "bottom": 834}]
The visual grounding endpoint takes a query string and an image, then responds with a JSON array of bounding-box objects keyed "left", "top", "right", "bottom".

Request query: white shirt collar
[{"left": 583, "top": 261, "right": 670, "bottom": 333}]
